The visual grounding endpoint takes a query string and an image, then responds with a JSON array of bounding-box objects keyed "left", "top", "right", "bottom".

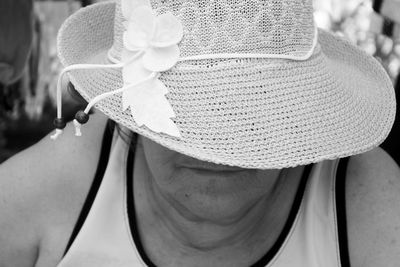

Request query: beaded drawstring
[
  {"left": 51, "top": 24, "right": 319, "bottom": 140},
  {"left": 50, "top": 52, "right": 148, "bottom": 140}
]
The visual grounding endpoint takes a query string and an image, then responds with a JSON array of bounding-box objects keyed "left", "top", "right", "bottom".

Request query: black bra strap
[
  {"left": 336, "top": 157, "right": 351, "bottom": 267},
  {"left": 63, "top": 120, "right": 115, "bottom": 255},
  {"left": 251, "top": 164, "right": 313, "bottom": 267}
]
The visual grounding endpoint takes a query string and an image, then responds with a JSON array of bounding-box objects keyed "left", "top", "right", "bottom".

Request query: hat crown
[{"left": 109, "top": 0, "right": 316, "bottom": 62}]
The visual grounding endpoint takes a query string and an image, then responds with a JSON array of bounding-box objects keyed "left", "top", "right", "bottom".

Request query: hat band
[{"left": 108, "top": 27, "right": 319, "bottom": 64}]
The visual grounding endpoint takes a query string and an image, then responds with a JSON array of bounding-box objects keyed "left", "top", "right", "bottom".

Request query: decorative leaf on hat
[
  {"left": 122, "top": 78, "right": 180, "bottom": 137},
  {"left": 121, "top": 4, "right": 183, "bottom": 137}
]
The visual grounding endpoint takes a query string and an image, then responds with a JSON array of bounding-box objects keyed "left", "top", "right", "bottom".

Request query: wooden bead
[
  {"left": 75, "top": 110, "right": 89, "bottom": 124},
  {"left": 54, "top": 118, "right": 66, "bottom": 129}
]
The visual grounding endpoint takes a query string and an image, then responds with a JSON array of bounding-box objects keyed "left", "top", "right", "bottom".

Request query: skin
[
  {"left": 133, "top": 135, "right": 304, "bottom": 266},
  {"left": 0, "top": 112, "right": 399, "bottom": 267}
]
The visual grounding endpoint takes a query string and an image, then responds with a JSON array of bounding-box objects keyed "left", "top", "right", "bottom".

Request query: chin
[
  {"left": 177, "top": 192, "right": 260, "bottom": 225},
  {"left": 164, "top": 168, "right": 264, "bottom": 225}
]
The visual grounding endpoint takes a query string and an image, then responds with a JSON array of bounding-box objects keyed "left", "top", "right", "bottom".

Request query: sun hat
[{"left": 53, "top": 0, "right": 396, "bottom": 169}]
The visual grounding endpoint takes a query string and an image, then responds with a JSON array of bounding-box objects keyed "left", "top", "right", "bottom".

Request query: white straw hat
[{"left": 55, "top": 0, "right": 396, "bottom": 169}]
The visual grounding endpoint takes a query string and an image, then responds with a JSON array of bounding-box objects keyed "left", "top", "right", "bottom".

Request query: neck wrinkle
[
  {"left": 141, "top": 164, "right": 292, "bottom": 250},
  {"left": 132, "top": 145, "right": 304, "bottom": 266}
]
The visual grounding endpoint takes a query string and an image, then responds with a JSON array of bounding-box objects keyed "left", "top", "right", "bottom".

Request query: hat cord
[
  {"left": 72, "top": 72, "right": 157, "bottom": 137},
  {"left": 51, "top": 23, "right": 319, "bottom": 140},
  {"left": 51, "top": 52, "right": 148, "bottom": 140},
  {"left": 178, "top": 27, "right": 319, "bottom": 62}
]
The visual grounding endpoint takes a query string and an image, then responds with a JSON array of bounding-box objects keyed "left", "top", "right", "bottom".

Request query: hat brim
[{"left": 57, "top": 2, "right": 396, "bottom": 169}]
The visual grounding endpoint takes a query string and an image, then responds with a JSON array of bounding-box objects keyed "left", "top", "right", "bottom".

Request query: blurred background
[{"left": 0, "top": 0, "right": 399, "bottom": 164}]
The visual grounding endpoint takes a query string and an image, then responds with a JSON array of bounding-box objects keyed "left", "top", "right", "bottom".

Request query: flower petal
[
  {"left": 122, "top": 52, "right": 153, "bottom": 101},
  {"left": 121, "top": 0, "right": 133, "bottom": 19},
  {"left": 121, "top": 48, "right": 141, "bottom": 62},
  {"left": 125, "top": 6, "right": 156, "bottom": 49},
  {"left": 123, "top": 78, "right": 180, "bottom": 137},
  {"left": 121, "top": 0, "right": 151, "bottom": 20},
  {"left": 152, "top": 12, "right": 184, "bottom": 47},
  {"left": 123, "top": 32, "right": 143, "bottom": 51},
  {"left": 143, "top": 45, "right": 180, "bottom": 72}
]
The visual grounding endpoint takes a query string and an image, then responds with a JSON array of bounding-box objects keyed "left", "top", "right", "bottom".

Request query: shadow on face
[{"left": 137, "top": 135, "right": 282, "bottom": 223}]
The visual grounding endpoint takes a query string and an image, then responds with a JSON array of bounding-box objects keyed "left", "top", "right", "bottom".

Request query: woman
[{"left": 1, "top": 0, "right": 400, "bottom": 266}]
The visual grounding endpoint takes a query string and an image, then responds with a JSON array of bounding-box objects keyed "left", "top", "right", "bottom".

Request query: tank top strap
[
  {"left": 265, "top": 158, "right": 350, "bottom": 267},
  {"left": 58, "top": 126, "right": 142, "bottom": 267},
  {"left": 58, "top": 129, "right": 351, "bottom": 267},
  {"left": 63, "top": 120, "right": 115, "bottom": 255}
]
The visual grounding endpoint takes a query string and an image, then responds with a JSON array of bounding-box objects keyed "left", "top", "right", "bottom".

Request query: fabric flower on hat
[
  {"left": 121, "top": 0, "right": 151, "bottom": 19},
  {"left": 120, "top": 4, "right": 183, "bottom": 137}
]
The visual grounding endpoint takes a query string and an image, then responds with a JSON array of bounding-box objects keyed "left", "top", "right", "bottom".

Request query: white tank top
[{"left": 57, "top": 129, "right": 350, "bottom": 267}]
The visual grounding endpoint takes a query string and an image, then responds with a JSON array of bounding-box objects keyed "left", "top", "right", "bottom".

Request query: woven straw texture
[
  {"left": 57, "top": 1, "right": 396, "bottom": 169},
  {"left": 109, "top": 0, "right": 315, "bottom": 61}
]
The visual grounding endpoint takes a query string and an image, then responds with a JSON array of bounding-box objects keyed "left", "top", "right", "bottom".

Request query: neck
[
  {"left": 146, "top": 177, "right": 281, "bottom": 249},
  {"left": 132, "top": 146, "right": 304, "bottom": 266}
]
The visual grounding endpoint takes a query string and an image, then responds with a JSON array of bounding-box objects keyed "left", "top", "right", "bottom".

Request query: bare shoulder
[
  {"left": 0, "top": 112, "right": 109, "bottom": 267},
  {"left": 346, "top": 147, "right": 400, "bottom": 267}
]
